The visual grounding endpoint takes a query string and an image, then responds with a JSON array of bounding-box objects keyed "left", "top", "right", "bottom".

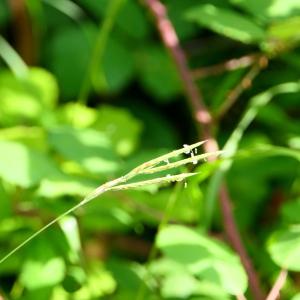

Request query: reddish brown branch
[
  {"left": 143, "top": 0, "right": 265, "bottom": 299},
  {"left": 8, "top": 0, "right": 35, "bottom": 64},
  {"left": 266, "top": 269, "right": 288, "bottom": 300},
  {"left": 215, "top": 56, "right": 268, "bottom": 120},
  {"left": 192, "top": 54, "right": 258, "bottom": 79}
]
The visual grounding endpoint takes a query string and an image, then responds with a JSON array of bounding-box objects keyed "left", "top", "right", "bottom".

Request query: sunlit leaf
[
  {"left": 47, "top": 23, "right": 93, "bottom": 99},
  {"left": 0, "top": 140, "right": 59, "bottom": 187},
  {"left": 231, "top": 0, "right": 300, "bottom": 21},
  {"left": 20, "top": 237, "right": 66, "bottom": 289},
  {"left": 268, "top": 226, "right": 300, "bottom": 271},
  {"left": 48, "top": 126, "right": 119, "bottom": 174},
  {"left": 156, "top": 225, "right": 247, "bottom": 295},
  {"left": 94, "top": 105, "right": 142, "bottom": 156},
  {"left": 0, "top": 68, "right": 58, "bottom": 124},
  {"left": 186, "top": 4, "right": 265, "bottom": 44}
]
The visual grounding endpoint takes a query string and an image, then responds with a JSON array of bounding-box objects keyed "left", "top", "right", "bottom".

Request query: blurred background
[{"left": 0, "top": 0, "right": 300, "bottom": 299}]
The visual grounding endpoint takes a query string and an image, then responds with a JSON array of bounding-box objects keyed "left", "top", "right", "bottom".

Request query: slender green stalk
[
  {"left": 78, "top": 0, "right": 126, "bottom": 103},
  {"left": 135, "top": 182, "right": 182, "bottom": 300},
  {"left": 203, "top": 81, "right": 300, "bottom": 230},
  {"left": 0, "top": 141, "right": 211, "bottom": 264},
  {"left": 0, "top": 35, "right": 28, "bottom": 78}
]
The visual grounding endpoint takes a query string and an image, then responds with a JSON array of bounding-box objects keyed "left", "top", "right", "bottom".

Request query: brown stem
[
  {"left": 266, "top": 269, "right": 288, "bottom": 300},
  {"left": 143, "top": 0, "right": 265, "bottom": 299},
  {"left": 236, "top": 294, "right": 247, "bottom": 300},
  {"left": 192, "top": 54, "right": 258, "bottom": 79},
  {"left": 215, "top": 56, "right": 268, "bottom": 121},
  {"left": 8, "top": 0, "right": 36, "bottom": 64}
]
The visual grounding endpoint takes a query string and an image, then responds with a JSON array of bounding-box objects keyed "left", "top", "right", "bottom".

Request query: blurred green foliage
[{"left": 0, "top": 0, "right": 299, "bottom": 299}]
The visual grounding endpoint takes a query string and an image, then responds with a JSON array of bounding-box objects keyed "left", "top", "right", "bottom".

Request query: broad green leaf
[
  {"left": 0, "top": 68, "right": 58, "bottom": 124},
  {"left": 114, "top": 0, "right": 150, "bottom": 40},
  {"left": 291, "top": 294, "right": 300, "bottom": 300},
  {"left": 231, "top": 0, "right": 300, "bottom": 21},
  {"left": 257, "top": 103, "right": 300, "bottom": 134},
  {"left": 268, "top": 226, "right": 300, "bottom": 271},
  {"left": 0, "top": 140, "right": 59, "bottom": 187},
  {"left": 94, "top": 105, "right": 142, "bottom": 156},
  {"left": 77, "top": 0, "right": 149, "bottom": 40},
  {"left": 38, "top": 175, "right": 96, "bottom": 198},
  {"left": 185, "top": 4, "right": 265, "bottom": 44},
  {"left": 43, "top": 0, "right": 84, "bottom": 21},
  {"left": 166, "top": 0, "right": 198, "bottom": 39},
  {"left": 62, "top": 266, "right": 86, "bottom": 293},
  {"left": 47, "top": 23, "right": 93, "bottom": 99},
  {"left": 82, "top": 194, "right": 134, "bottom": 232},
  {"left": 289, "top": 136, "right": 300, "bottom": 149},
  {"left": 101, "top": 37, "right": 135, "bottom": 92},
  {"left": 138, "top": 46, "right": 181, "bottom": 101},
  {"left": 156, "top": 225, "right": 247, "bottom": 295},
  {"left": 48, "top": 126, "right": 119, "bottom": 174},
  {"left": 59, "top": 216, "right": 82, "bottom": 263},
  {"left": 71, "top": 262, "right": 116, "bottom": 299},
  {"left": 195, "top": 281, "right": 231, "bottom": 300},
  {"left": 267, "top": 16, "right": 300, "bottom": 42},
  {"left": 161, "top": 272, "right": 199, "bottom": 298},
  {"left": 57, "top": 103, "right": 97, "bottom": 128},
  {"left": 281, "top": 198, "right": 300, "bottom": 224},
  {"left": 149, "top": 257, "right": 229, "bottom": 299},
  {"left": 126, "top": 188, "right": 201, "bottom": 225},
  {"left": 19, "top": 288, "right": 53, "bottom": 300},
  {"left": 20, "top": 237, "right": 66, "bottom": 289},
  {"left": 0, "top": 126, "right": 47, "bottom": 152},
  {"left": 107, "top": 259, "right": 150, "bottom": 298}
]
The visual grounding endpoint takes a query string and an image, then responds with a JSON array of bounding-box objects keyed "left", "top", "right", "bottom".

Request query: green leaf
[
  {"left": 47, "top": 23, "right": 93, "bottom": 99},
  {"left": 231, "top": 0, "right": 300, "bottom": 21},
  {"left": 107, "top": 259, "right": 149, "bottom": 296},
  {"left": 71, "top": 263, "right": 116, "bottom": 299},
  {"left": 101, "top": 37, "right": 135, "bottom": 92},
  {"left": 59, "top": 216, "right": 82, "bottom": 263},
  {"left": 267, "top": 16, "right": 300, "bottom": 42},
  {"left": 291, "top": 294, "right": 300, "bottom": 300},
  {"left": 150, "top": 258, "right": 230, "bottom": 299},
  {"left": 268, "top": 226, "right": 300, "bottom": 271},
  {"left": 77, "top": 0, "right": 149, "bottom": 40},
  {"left": 161, "top": 272, "right": 199, "bottom": 298},
  {"left": 0, "top": 140, "right": 59, "bottom": 187},
  {"left": 0, "top": 68, "right": 58, "bottom": 124},
  {"left": 185, "top": 4, "right": 265, "bottom": 44},
  {"left": 20, "top": 236, "right": 66, "bottom": 289},
  {"left": 166, "top": 0, "right": 198, "bottom": 39},
  {"left": 138, "top": 46, "right": 181, "bottom": 101},
  {"left": 82, "top": 194, "right": 134, "bottom": 232},
  {"left": 281, "top": 198, "right": 300, "bottom": 224},
  {"left": 114, "top": 0, "right": 150, "bottom": 40},
  {"left": 48, "top": 126, "right": 119, "bottom": 174},
  {"left": 38, "top": 175, "right": 96, "bottom": 198},
  {"left": 94, "top": 105, "right": 142, "bottom": 156},
  {"left": 56, "top": 102, "right": 97, "bottom": 128},
  {"left": 156, "top": 225, "right": 247, "bottom": 295},
  {"left": 62, "top": 266, "right": 86, "bottom": 293},
  {"left": 0, "top": 0, "right": 10, "bottom": 27}
]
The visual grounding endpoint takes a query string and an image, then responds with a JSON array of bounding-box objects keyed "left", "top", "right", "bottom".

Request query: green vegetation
[{"left": 0, "top": 0, "right": 299, "bottom": 299}]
